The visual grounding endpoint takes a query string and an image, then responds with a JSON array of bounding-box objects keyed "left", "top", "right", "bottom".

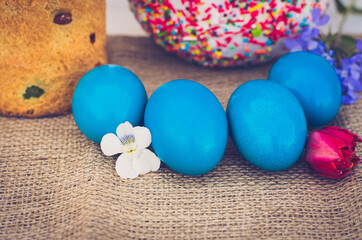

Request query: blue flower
[
  {"left": 336, "top": 46, "right": 362, "bottom": 104},
  {"left": 322, "top": 50, "right": 336, "bottom": 66},
  {"left": 284, "top": 8, "right": 362, "bottom": 104},
  {"left": 356, "top": 39, "right": 362, "bottom": 52},
  {"left": 284, "top": 37, "right": 304, "bottom": 52},
  {"left": 284, "top": 9, "right": 329, "bottom": 53},
  {"left": 311, "top": 8, "right": 330, "bottom": 27},
  {"left": 284, "top": 26, "right": 319, "bottom": 52}
]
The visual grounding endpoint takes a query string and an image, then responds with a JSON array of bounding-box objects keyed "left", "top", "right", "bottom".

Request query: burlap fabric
[{"left": 1, "top": 36, "right": 361, "bottom": 239}]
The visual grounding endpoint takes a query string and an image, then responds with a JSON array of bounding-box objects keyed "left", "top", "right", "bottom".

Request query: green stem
[
  {"left": 338, "top": 0, "right": 357, "bottom": 34},
  {"left": 338, "top": 13, "right": 348, "bottom": 33}
]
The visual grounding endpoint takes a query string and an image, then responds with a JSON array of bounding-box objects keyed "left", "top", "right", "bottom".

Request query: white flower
[{"left": 100, "top": 121, "right": 160, "bottom": 179}]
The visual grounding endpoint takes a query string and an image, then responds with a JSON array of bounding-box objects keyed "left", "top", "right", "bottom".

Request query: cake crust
[{"left": 0, "top": 0, "right": 107, "bottom": 117}]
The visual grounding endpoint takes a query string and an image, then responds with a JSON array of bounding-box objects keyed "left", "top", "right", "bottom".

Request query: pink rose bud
[{"left": 305, "top": 126, "right": 362, "bottom": 179}]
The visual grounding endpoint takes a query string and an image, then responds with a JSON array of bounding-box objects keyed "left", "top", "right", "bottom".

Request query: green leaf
[
  {"left": 335, "top": 0, "right": 347, "bottom": 14},
  {"left": 327, "top": 32, "right": 338, "bottom": 42},
  {"left": 351, "top": 6, "right": 362, "bottom": 14},
  {"left": 340, "top": 35, "right": 357, "bottom": 47},
  {"left": 320, "top": 31, "right": 338, "bottom": 50},
  {"left": 330, "top": 35, "right": 358, "bottom": 58}
]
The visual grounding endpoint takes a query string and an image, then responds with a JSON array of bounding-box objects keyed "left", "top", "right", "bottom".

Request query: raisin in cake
[{"left": 0, "top": 0, "right": 107, "bottom": 117}]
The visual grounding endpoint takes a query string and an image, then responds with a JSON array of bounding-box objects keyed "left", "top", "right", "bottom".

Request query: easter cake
[
  {"left": 0, "top": 0, "right": 107, "bottom": 117},
  {"left": 129, "top": 0, "right": 327, "bottom": 67}
]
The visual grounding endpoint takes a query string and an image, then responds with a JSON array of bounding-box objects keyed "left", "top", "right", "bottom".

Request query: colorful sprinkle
[{"left": 129, "top": 0, "right": 327, "bottom": 67}]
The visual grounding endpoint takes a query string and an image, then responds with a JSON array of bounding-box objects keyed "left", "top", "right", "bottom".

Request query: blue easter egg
[
  {"left": 268, "top": 51, "right": 341, "bottom": 127},
  {"left": 72, "top": 64, "right": 147, "bottom": 143},
  {"left": 144, "top": 80, "right": 228, "bottom": 176},
  {"left": 227, "top": 80, "right": 307, "bottom": 171}
]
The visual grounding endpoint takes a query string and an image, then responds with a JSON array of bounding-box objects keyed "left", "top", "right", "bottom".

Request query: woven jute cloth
[{"left": 1, "top": 36, "right": 361, "bottom": 239}]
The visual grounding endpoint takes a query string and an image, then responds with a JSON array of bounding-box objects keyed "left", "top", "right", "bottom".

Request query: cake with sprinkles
[{"left": 129, "top": 0, "right": 327, "bottom": 67}]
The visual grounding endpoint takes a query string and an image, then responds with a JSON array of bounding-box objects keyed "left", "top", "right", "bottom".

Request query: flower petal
[
  {"left": 284, "top": 38, "right": 299, "bottom": 50},
  {"left": 305, "top": 131, "right": 340, "bottom": 164},
  {"left": 133, "top": 126, "right": 152, "bottom": 149},
  {"left": 311, "top": 28, "right": 320, "bottom": 38},
  {"left": 317, "top": 15, "right": 329, "bottom": 26},
  {"left": 356, "top": 39, "right": 362, "bottom": 52},
  {"left": 301, "top": 28, "right": 312, "bottom": 40},
  {"left": 340, "top": 129, "right": 362, "bottom": 143},
  {"left": 312, "top": 8, "right": 321, "bottom": 24},
  {"left": 133, "top": 149, "right": 160, "bottom": 175},
  {"left": 342, "top": 95, "right": 356, "bottom": 104},
  {"left": 144, "top": 149, "right": 161, "bottom": 171},
  {"left": 115, "top": 154, "right": 139, "bottom": 179},
  {"left": 347, "top": 89, "right": 360, "bottom": 101},
  {"left": 116, "top": 121, "right": 136, "bottom": 151},
  {"left": 308, "top": 161, "right": 342, "bottom": 177},
  {"left": 322, "top": 126, "right": 357, "bottom": 148},
  {"left": 100, "top": 133, "right": 124, "bottom": 156},
  {"left": 116, "top": 122, "right": 135, "bottom": 142},
  {"left": 307, "top": 40, "right": 318, "bottom": 50}
]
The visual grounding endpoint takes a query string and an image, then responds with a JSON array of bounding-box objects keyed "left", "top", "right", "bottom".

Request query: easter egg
[
  {"left": 144, "top": 80, "right": 228, "bottom": 176},
  {"left": 227, "top": 80, "right": 307, "bottom": 171},
  {"left": 129, "top": 0, "right": 328, "bottom": 67},
  {"left": 72, "top": 64, "right": 147, "bottom": 143},
  {"left": 268, "top": 51, "right": 342, "bottom": 127}
]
